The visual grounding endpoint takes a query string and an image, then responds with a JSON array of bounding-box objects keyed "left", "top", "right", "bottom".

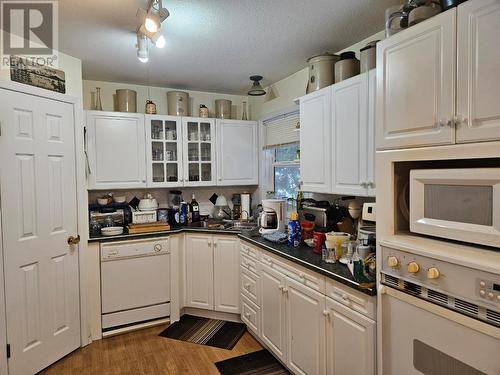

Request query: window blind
[{"left": 263, "top": 110, "right": 300, "bottom": 149}]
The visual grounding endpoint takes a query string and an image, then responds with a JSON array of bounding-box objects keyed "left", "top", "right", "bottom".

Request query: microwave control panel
[{"left": 477, "top": 279, "right": 500, "bottom": 305}]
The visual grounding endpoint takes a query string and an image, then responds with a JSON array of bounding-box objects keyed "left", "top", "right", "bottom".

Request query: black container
[{"left": 440, "top": 0, "right": 465, "bottom": 11}]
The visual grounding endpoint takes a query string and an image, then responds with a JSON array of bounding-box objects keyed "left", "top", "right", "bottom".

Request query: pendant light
[
  {"left": 137, "top": 33, "right": 149, "bottom": 63},
  {"left": 248, "top": 75, "right": 266, "bottom": 96}
]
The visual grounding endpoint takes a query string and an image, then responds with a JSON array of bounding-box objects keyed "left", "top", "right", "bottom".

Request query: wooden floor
[{"left": 41, "top": 324, "right": 263, "bottom": 375}]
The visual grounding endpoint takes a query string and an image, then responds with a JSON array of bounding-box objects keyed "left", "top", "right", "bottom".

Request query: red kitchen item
[
  {"left": 301, "top": 220, "right": 314, "bottom": 241},
  {"left": 313, "top": 231, "right": 326, "bottom": 254}
]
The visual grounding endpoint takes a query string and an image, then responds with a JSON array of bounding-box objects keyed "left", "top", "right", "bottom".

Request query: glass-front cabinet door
[
  {"left": 146, "top": 115, "right": 183, "bottom": 187},
  {"left": 182, "top": 117, "right": 216, "bottom": 186}
]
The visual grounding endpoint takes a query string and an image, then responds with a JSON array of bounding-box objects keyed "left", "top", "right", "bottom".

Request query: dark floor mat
[{"left": 215, "top": 349, "right": 290, "bottom": 375}]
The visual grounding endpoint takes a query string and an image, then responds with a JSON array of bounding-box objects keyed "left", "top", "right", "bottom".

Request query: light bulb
[
  {"left": 144, "top": 13, "right": 160, "bottom": 33},
  {"left": 155, "top": 35, "right": 166, "bottom": 48},
  {"left": 138, "top": 56, "right": 149, "bottom": 63}
]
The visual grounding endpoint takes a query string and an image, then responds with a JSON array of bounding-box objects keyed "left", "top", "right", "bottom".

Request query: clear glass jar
[
  {"left": 89, "top": 217, "right": 102, "bottom": 237},
  {"left": 103, "top": 215, "right": 114, "bottom": 228}
]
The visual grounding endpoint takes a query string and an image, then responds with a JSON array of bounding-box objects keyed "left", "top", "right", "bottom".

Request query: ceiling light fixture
[
  {"left": 247, "top": 75, "right": 266, "bottom": 96},
  {"left": 137, "top": 33, "right": 149, "bottom": 63},
  {"left": 144, "top": 10, "right": 160, "bottom": 33}
]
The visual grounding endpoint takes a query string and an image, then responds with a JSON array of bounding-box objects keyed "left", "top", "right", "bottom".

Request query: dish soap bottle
[
  {"left": 288, "top": 212, "right": 302, "bottom": 247},
  {"left": 191, "top": 194, "right": 200, "bottom": 222}
]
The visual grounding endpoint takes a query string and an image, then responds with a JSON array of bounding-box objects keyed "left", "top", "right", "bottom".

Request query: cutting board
[{"left": 127, "top": 222, "right": 171, "bottom": 234}]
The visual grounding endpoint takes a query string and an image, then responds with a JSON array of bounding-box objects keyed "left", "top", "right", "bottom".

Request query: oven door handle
[{"left": 381, "top": 286, "right": 500, "bottom": 339}]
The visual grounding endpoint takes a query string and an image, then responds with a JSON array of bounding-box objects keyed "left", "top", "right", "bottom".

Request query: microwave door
[{"left": 409, "top": 168, "right": 500, "bottom": 248}]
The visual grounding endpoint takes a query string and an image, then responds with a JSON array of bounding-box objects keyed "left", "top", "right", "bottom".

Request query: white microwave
[{"left": 409, "top": 168, "right": 500, "bottom": 248}]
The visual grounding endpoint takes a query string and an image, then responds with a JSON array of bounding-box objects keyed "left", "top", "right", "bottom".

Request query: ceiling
[{"left": 59, "top": 0, "right": 399, "bottom": 95}]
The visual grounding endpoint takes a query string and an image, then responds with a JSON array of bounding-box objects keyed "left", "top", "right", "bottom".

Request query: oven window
[{"left": 424, "top": 185, "right": 493, "bottom": 226}]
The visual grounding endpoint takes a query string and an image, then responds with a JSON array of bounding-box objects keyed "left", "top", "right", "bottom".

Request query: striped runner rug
[
  {"left": 215, "top": 350, "right": 290, "bottom": 375},
  {"left": 159, "top": 314, "right": 247, "bottom": 350}
]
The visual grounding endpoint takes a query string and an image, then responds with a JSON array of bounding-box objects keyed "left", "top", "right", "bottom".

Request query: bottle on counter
[
  {"left": 287, "top": 212, "right": 302, "bottom": 248},
  {"left": 296, "top": 190, "right": 304, "bottom": 211},
  {"left": 191, "top": 194, "right": 200, "bottom": 222},
  {"left": 179, "top": 201, "right": 188, "bottom": 226}
]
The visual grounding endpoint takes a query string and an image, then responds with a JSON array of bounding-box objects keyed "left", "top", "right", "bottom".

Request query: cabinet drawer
[
  {"left": 260, "top": 251, "right": 326, "bottom": 294},
  {"left": 325, "top": 279, "right": 376, "bottom": 320},
  {"left": 240, "top": 242, "right": 260, "bottom": 261},
  {"left": 241, "top": 294, "right": 260, "bottom": 335},
  {"left": 240, "top": 266, "right": 260, "bottom": 306},
  {"left": 241, "top": 254, "right": 258, "bottom": 274}
]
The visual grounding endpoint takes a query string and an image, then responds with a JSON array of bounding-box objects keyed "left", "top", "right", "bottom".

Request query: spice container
[{"left": 334, "top": 51, "right": 360, "bottom": 82}]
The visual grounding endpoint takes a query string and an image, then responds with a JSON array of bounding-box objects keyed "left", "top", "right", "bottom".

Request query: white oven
[
  {"left": 380, "top": 240, "right": 500, "bottom": 375},
  {"left": 409, "top": 168, "right": 500, "bottom": 248}
]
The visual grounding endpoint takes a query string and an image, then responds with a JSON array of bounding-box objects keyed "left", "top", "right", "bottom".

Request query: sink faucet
[{"left": 240, "top": 210, "right": 250, "bottom": 222}]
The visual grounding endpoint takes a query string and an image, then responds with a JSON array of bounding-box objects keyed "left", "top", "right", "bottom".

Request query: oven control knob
[
  {"left": 427, "top": 267, "right": 440, "bottom": 280},
  {"left": 387, "top": 256, "right": 399, "bottom": 268},
  {"left": 407, "top": 262, "right": 420, "bottom": 274},
  {"left": 488, "top": 292, "right": 494, "bottom": 300}
]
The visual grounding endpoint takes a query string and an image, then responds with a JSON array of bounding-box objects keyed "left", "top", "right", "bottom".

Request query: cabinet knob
[
  {"left": 453, "top": 115, "right": 467, "bottom": 126},
  {"left": 245, "top": 312, "right": 251, "bottom": 318},
  {"left": 322, "top": 310, "right": 330, "bottom": 318},
  {"left": 244, "top": 283, "right": 251, "bottom": 289},
  {"left": 438, "top": 119, "right": 452, "bottom": 128}
]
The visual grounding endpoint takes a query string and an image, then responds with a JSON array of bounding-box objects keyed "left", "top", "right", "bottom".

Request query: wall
[
  {"left": 0, "top": 51, "right": 83, "bottom": 98},
  {"left": 250, "top": 31, "right": 385, "bottom": 120},
  {"left": 83, "top": 80, "right": 250, "bottom": 120}
]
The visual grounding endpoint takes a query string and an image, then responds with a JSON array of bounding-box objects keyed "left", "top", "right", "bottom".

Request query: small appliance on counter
[
  {"left": 358, "top": 202, "right": 376, "bottom": 248},
  {"left": 258, "top": 199, "right": 286, "bottom": 234}
]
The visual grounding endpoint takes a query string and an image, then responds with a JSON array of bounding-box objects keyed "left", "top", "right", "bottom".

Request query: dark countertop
[
  {"left": 238, "top": 235, "right": 376, "bottom": 296},
  {"left": 89, "top": 227, "right": 376, "bottom": 296}
]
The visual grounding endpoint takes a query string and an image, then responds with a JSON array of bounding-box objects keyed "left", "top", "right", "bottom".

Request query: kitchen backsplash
[{"left": 88, "top": 186, "right": 259, "bottom": 216}]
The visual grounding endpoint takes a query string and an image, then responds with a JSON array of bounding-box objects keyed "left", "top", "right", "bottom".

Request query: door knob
[{"left": 67, "top": 235, "right": 81, "bottom": 245}]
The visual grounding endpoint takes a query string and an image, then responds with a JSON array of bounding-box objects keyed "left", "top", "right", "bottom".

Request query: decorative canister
[
  {"left": 145, "top": 100, "right": 157, "bottom": 114},
  {"left": 360, "top": 41, "right": 379, "bottom": 73},
  {"left": 306, "top": 53, "right": 339, "bottom": 93},
  {"left": 199, "top": 104, "right": 209, "bottom": 118},
  {"left": 334, "top": 51, "right": 360, "bottom": 82},
  {"left": 167, "top": 91, "right": 189, "bottom": 116},
  {"left": 215, "top": 99, "right": 232, "bottom": 119},
  {"left": 116, "top": 89, "right": 137, "bottom": 112}
]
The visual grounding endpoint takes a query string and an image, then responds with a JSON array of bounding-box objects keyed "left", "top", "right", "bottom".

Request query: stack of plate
[{"left": 101, "top": 227, "right": 124, "bottom": 236}]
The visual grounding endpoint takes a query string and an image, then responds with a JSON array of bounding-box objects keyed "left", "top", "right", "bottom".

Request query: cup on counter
[
  {"left": 324, "top": 240, "right": 337, "bottom": 263},
  {"left": 326, "top": 232, "right": 351, "bottom": 260},
  {"left": 313, "top": 231, "right": 326, "bottom": 254}
]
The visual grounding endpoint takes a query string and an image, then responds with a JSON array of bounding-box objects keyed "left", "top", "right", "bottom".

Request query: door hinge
[{"left": 6, "top": 344, "right": 10, "bottom": 359}]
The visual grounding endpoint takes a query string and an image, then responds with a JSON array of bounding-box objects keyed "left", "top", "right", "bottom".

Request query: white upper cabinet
[
  {"left": 376, "top": 9, "right": 457, "bottom": 150},
  {"left": 145, "top": 115, "right": 184, "bottom": 187},
  {"left": 456, "top": 0, "right": 500, "bottom": 143},
  {"left": 86, "top": 111, "right": 146, "bottom": 189},
  {"left": 182, "top": 117, "right": 217, "bottom": 186},
  {"left": 332, "top": 74, "right": 369, "bottom": 196},
  {"left": 299, "top": 86, "right": 332, "bottom": 193},
  {"left": 216, "top": 119, "right": 258, "bottom": 186}
]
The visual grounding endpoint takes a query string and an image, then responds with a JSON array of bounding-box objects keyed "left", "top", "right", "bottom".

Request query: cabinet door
[
  {"left": 366, "top": 69, "right": 376, "bottom": 196},
  {"left": 332, "top": 75, "right": 368, "bottom": 196},
  {"left": 184, "top": 234, "right": 214, "bottom": 310},
  {"left": 326, "top": 297, "right": 375, "bottom": 375},
  {"left": 286, "top": 278, "right": 326, "bottom": 375},
  {"left": 86, "top": 111, "right": 146, "bottom": 189},
  {"left": 145, "top": 115, "right": 184, "bottom": 187},
  {"left": 213, "top": 236, "right": 240, "bottom": 313},
  {"left": 376, "top": 10, "right": 456, "bottom": 150},
  {"left": 259, "top": 263, "right": 287, "bottom": 363},
  {"left": 456, "top": 0, "right": 500, "bottom": 143},
  {"left": 299, "top": 87, "right": 332, "bottom": 193},
  {"left": 216, "top": 119, "right": 258, "bottom": 186},
  {"left": 182, "top": 117, "right": 216, "bottom": 186}
]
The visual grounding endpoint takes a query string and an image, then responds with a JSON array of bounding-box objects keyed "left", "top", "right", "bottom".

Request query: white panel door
[
  {"left": 184, "top": 234, "right": 214, "bottom": 310},
  {"left": 213, "top": 236, "right": 240, "bottom": 313},
  {"left": 376, "top": 9, "right": 456, "bottom": 150},
  {"left": 0, "top": 90, "right": 81, "bottom": 374},
  {"left": 299, "top": 86, "right": 332, "bottom": 193},
  {"left": 216, "top": 119, "right": 258, "bottom": 186},
  {"left": 332, "top": 74, "right": 368, "bottom": 196},
  {"left": 326, "top": 297, "right": 375, "bottom": 375},
  {"left": 86, "top": 111, "right": 146, "bottom": 189},
  {"left": 456, "top": 0, "right": 500, "bottom": 143},
  {"left": 286, "top": 278, "right": 326, "bottom": 375},
  {"left": 259, "top": 263, "right": 287, "bottom": 363}
]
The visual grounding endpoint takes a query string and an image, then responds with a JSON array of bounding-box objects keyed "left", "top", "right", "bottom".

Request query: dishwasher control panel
[{"left": 101, "top": 238, "right": 170, "bottom": 260}]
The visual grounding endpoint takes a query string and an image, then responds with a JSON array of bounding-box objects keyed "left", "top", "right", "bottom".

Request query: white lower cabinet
[
  {"left": 286, "top": 278, "right": 326, "bottom": 375},
  {"left": 325, "top": 297, "right": 376, "bottom": 375},
  {"left": 241, "top": 241, "right": 376, "bottom": 375},
  {"left": 184, "top": 234, "right": 240, "bottom": 313}
]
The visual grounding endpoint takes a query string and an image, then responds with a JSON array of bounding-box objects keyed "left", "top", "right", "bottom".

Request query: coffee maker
[{"left": 258, "top": 199, "right": 286, "bottom": 234}]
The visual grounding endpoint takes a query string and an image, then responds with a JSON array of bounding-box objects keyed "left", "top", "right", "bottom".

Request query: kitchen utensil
[
  {"left": 128, "top": 196, "right": 140, "bottom": 210},
  {"left": 167, "top": 91, "right": 189, "bottom": 116},
  {"left": 215, "top": 99, "right": 232, "bottom": 119},
  {"left": 114, "top": 196, "right": 126, "bottom": 203},
  {"left": 101, "top": 226, "right": 124, "bottom": 236},
  {"left": 306, "top": 53, "right": 339, "bottom": 93},
  {"left": 240, "top": 193, "right": 251, "bottom": 220},
  {"left": 360, "top": 41, "right": 378, "bottom": 73},
  {"left": 408, "top": 2, "right": 441, "bottom": 26},
  {"left": 347, "top": 200, "right": 362, "bottom": 220},
  {"left": 116, "top": 89, "right": 137, "bottom": 113},
  {"left": 138, "top": 193, "right": 159, "bottom": 211},
  {"left": 385, "top": 4, "right": 410, "bottom": 37},
  {"left": 145, "top": 100, "right": 157, "bottom": 114},
  {"left": 334, "top": 51, "right": 360, "bottom": 82}
]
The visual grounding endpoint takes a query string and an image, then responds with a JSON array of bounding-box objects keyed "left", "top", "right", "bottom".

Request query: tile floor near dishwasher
[{"left": 40, "top": 325, "right": 262, "bottom": 375}]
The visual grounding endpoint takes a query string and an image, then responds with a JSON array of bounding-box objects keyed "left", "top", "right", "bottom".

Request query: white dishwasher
[{"left": 101, "top": 237, "right": 171, "bottom": 331}]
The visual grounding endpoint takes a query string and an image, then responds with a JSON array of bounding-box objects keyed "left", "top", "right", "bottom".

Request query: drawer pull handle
[
  {"left": 244, "top": 283, "right": 251, "bottom": 289},
  {"left": 322, "top": 310, "right": 330, "bottom": 318},
  {"left": 282, "top": 287, "right": 288, "bottom": 294},
  {"left": 245, "top": 312, "right": 251, "bottom": 318},
  {"left": 278, "top": 285, "right": 284, "bottom": 291},
  {"left": 341, "top": 293, "right": 350, "bottom": 302},
  {"left": 299, "top": 272, "right": 305, "bottom": 279}
]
